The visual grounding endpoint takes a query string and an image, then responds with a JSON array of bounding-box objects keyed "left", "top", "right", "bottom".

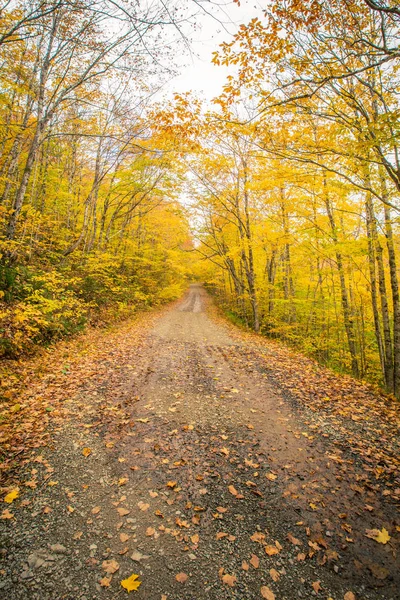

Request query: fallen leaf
[
  {"left": 67, "top": 505, "right": 75, "bottom": 513},
  {"left": 120, "top": 533, "right": 130, "bottom": 543},
  {"left": 102, "top": 559, "right": 120, "bottom": 574},
  {"left": 4, "top": 488, "right": 19, "bottom": 504},
  {"left": 222, "top": 573, "right": 237, "bottom": 587},
  {"left": 250, "top": 554, "right": 260, "bottom": 568},
  {"left": 191, "top": 534, "right": 199, "bottom": 544},
  {"left": 99, "top": 576, "right": 112, "bottom": 588},
  {"left": 266, "top": 473, "right": 277, "bottom": 481},
  {"left": 251, "top": 532, "right": 265, "bottom": 543},
  {"left": 119, "top": 477, "right": 129, "bottom": 486},
  {"left": 137, "top": 501, "right": 149, "bottom": 511},
  {"left": 1, "top": 509, "right": 14, "bottom": 519},
  {"left": 270, "top": 568, "right": 280, "bottom": 582},
  {"left": 344, "top": 593, "right": 356, "bottom": 600},
  {"left": 312, "top": 581, "right": 321, "bottom": 593},
  {"left": 146, "top": 527, "right": 155, "bottom": 536},
  {"left": 261, "top": 586, "right": 275, "bottom": 599},
  {"left": 242, "top": 561, "right": 249, "bottom": 571},
  {"left": 287, "top": 532, "right": 301, "bottom": 545},
  {"left": 117, "top": 507, "right": 130, "bottom": 517},
  {"left": 121, "top": 573, "right": 141, "bottom": 592},
  {"left": 228, "top": 485, "right": 238, "bottom": 496},
  {"left": 166, "top": 481, "right": 177, "bottom": 488},
  {"left": 82, "top": 447, "right": 92, "bottom": 457},
  {"left": 175, "top": 572, "right": 188, "bottom": 583},
  {"left": 365, "top": 528, "right": 391, "bottom": 544},
  {"left": 131, "top": 550, "right": 150, "bottom": 562},
  {"left": 92, "top": 506, "right": 101, "bottom": 515},
  {"left": 265, "top": 545, "right": 280, "bottom": 556}
]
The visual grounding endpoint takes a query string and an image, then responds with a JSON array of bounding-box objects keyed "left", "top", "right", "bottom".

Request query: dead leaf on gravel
[
  {"left": 82, "top": 447, "right": 92, "bottom": 457},
  {"left": 120, "top": 533, "right": 130, "bottom": 543},
  {"left": 266, "top": 473, "right": 277, "bottom": 481},
  {"left": 73, "top": 531, "right": 83, "bottom": 539},
  {"left": 222, "top": 573, "right": 237, "bottom": 587},
  {"left": 166, "top": 481, "right": 177, "bottom": 488},
  {"left": 250, "top": 554, "right": 259, "bottom": 568},
  {"left": 1, "top": 509, "right": 14, "bottom": 519},
  {"left": 175, "top": 572, "right": 188, "bottom": 583},
  {"left": 102, "top": 559, "right": 120, "bottom": 574},
  {"left": 191, "top": 534, "right": 199, "bottom": 544},
  {"left": 365, "top": 528, "right": 391, "bottom": 544},
  {"left": 92, "top": 506, "right": 101, "bottom": 514},
  {"left": 216, "top": 506, "right": 228, "bottom": 513},
  {"left": 137, "top": 501, "right": 149, "bottom": 511},
  {"left": 265, "top": 545, "right": 280, "bottom": 556},
  {"left": 287, "top": 533, "right": 301, "bottom": 545},
  {"left": 270, "top": 568, "right": 280, "bottom": 582},
  {"left": 312, "top": 581, "right": 321, "bottom": 593},
  {"left": 261, "top": 586, "right": 275, "bottom": 599},
  {"left": 251, "top": 532, "right": 265, "bottom": 543},
  {"left": 121, "top": 573, "right": 141, "bottom": 592},
  {"left": 242, "top": 561, "right": 249, "bottom": 571},
  {"left": 117, "top": 507, "right": 130, "bottom": 517},
  {"left": 67, "top": 505, "right": 75, "bottom": 513},
  {"left": 344, "top": 593, "right": 356, "bottom": 600},
  {"left": 99, "top": 576, "right": 112, "bottom": 588},
  {"left": 297, "top": 552, "right": 306, "bottom": 561},
  {"left": 119, "top": 477, "right": 128, "bottom": 486},
  {"left": 131, "top": 550, "right": 150, "bottom": 562},
  {"left": 228, "top": 485, "right": 238, "bottom": 496},
  {"left": 4, "top": 488, "right": 19, "bottom": 503},
  {"left": 146, "top": 527, "right": 155, "bottom": 536}
]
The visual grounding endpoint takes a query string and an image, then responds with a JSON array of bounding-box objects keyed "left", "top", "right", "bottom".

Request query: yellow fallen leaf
[
  {"left": 82, "top": 447, "right": 92, "bottom": 457},
  {"left": 67, "top": 505, "right": 75, "bottom": 513},
  {"left": 266, "top": 473, "right": 277, "bottom": 481},
  {"left": 119, "top": 477, "right": 129, "bottom": 486},
  {"left": 365, "top": 527, "right": 391, "bottom": 544},
  {"left": 121, "top": 573, "right": 141, "bottom": 592},
  {"left": 47, "top": 481, "right": 58, "bottom": 486},
  {"left": 4, "top": 488, "right": 19, "bottom": 504}
]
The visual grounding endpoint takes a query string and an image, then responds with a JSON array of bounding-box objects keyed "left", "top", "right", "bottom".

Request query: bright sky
[{"left": 164, "top": 0, "right": 263, "bottom": 102}]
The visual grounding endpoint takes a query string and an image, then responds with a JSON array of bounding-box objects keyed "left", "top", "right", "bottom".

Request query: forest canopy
[{"left": 2, "top": 0, "right": 400, "bottom": 398}]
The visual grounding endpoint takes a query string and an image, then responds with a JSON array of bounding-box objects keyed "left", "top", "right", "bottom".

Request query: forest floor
[{"left": 0, "top": 284, "right": 399, "bottom": 600}]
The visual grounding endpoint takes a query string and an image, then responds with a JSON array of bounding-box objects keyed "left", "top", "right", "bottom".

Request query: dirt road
[{"left": 1, "top": 285, "right": 399, "bottom": 599}]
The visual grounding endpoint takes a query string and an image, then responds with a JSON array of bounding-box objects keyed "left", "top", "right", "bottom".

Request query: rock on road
[{"left": 1, "top": 285, "right": 398, "bottom": 600}]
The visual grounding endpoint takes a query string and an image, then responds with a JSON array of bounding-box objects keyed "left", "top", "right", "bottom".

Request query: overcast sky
[{"left": 163, "top": 0, "right": 263, "bottom": 102}]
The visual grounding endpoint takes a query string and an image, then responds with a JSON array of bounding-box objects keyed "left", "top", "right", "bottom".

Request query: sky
[{"left": 163, "top": 0, "right": 263, "bottom": 102}]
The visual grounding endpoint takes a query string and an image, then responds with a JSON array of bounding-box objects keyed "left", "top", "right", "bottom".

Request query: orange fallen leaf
[
  {"left": 222, "top": 573, "right": 237, "bottom": 587},
  {"left": 228, "top": 485, "right": 238, "bottom": 496},
  {"left": 250, "top": 554, "right": 259, "bottom": 568},
  {"left": 270, "top": 568, "right": 280, "bottom": 582},
  {"left": 312, "top": 581, "right": 321, "bottom": 593},
  {"left": 344, "top": 593, "right": 356, "bottom": 600},
  {"left": 146, "top": 527, "right": 155, "bottom": 536},
  {"left": 261, "top": 585, "right": 275, "bottom": 599},
  {"left": 117, "top": 507, "right": 130, "bottom": 517},
  {"left": 265, "top": 545, "right": 279, "bottom": 556},
  {"left": 119, "top": 477, "right": 129, "bottom": 486},
  {"left": 242, "top": 561, "right": 249, "bottom": 571},
  {"left": 92, "top": 506, "right": 101, "bottom": 515},
  {"left": 287, "top": 533, "right": 301, "bottom": 545},
  {"left": 82, "top": 447, "right": 92, "bottom": 457},
  {"left": 166, "top": 481, "right": 177, "bottom": 488},
  {"left": 175, "top": 572, "right": 188, "bottom": 583},
  {"left": 191, "top": 533, "right": 199, "bottom": 544},
  {"left": 120, "top": 533, "right": 130, "bottom": 543},
  {"left": 102, "top": 559, "right": 120, "bottom": 574},
  {"left": 1, "top": 509, "right": 14, "bottom": 519}
]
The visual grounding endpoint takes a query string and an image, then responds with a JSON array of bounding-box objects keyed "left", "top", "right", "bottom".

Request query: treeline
[
  {"left": 171, "top": 0, "right": 400, "bottom": 395},
  {"left": 0, "top": 0, "right": 194, "bottom": 357}
]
